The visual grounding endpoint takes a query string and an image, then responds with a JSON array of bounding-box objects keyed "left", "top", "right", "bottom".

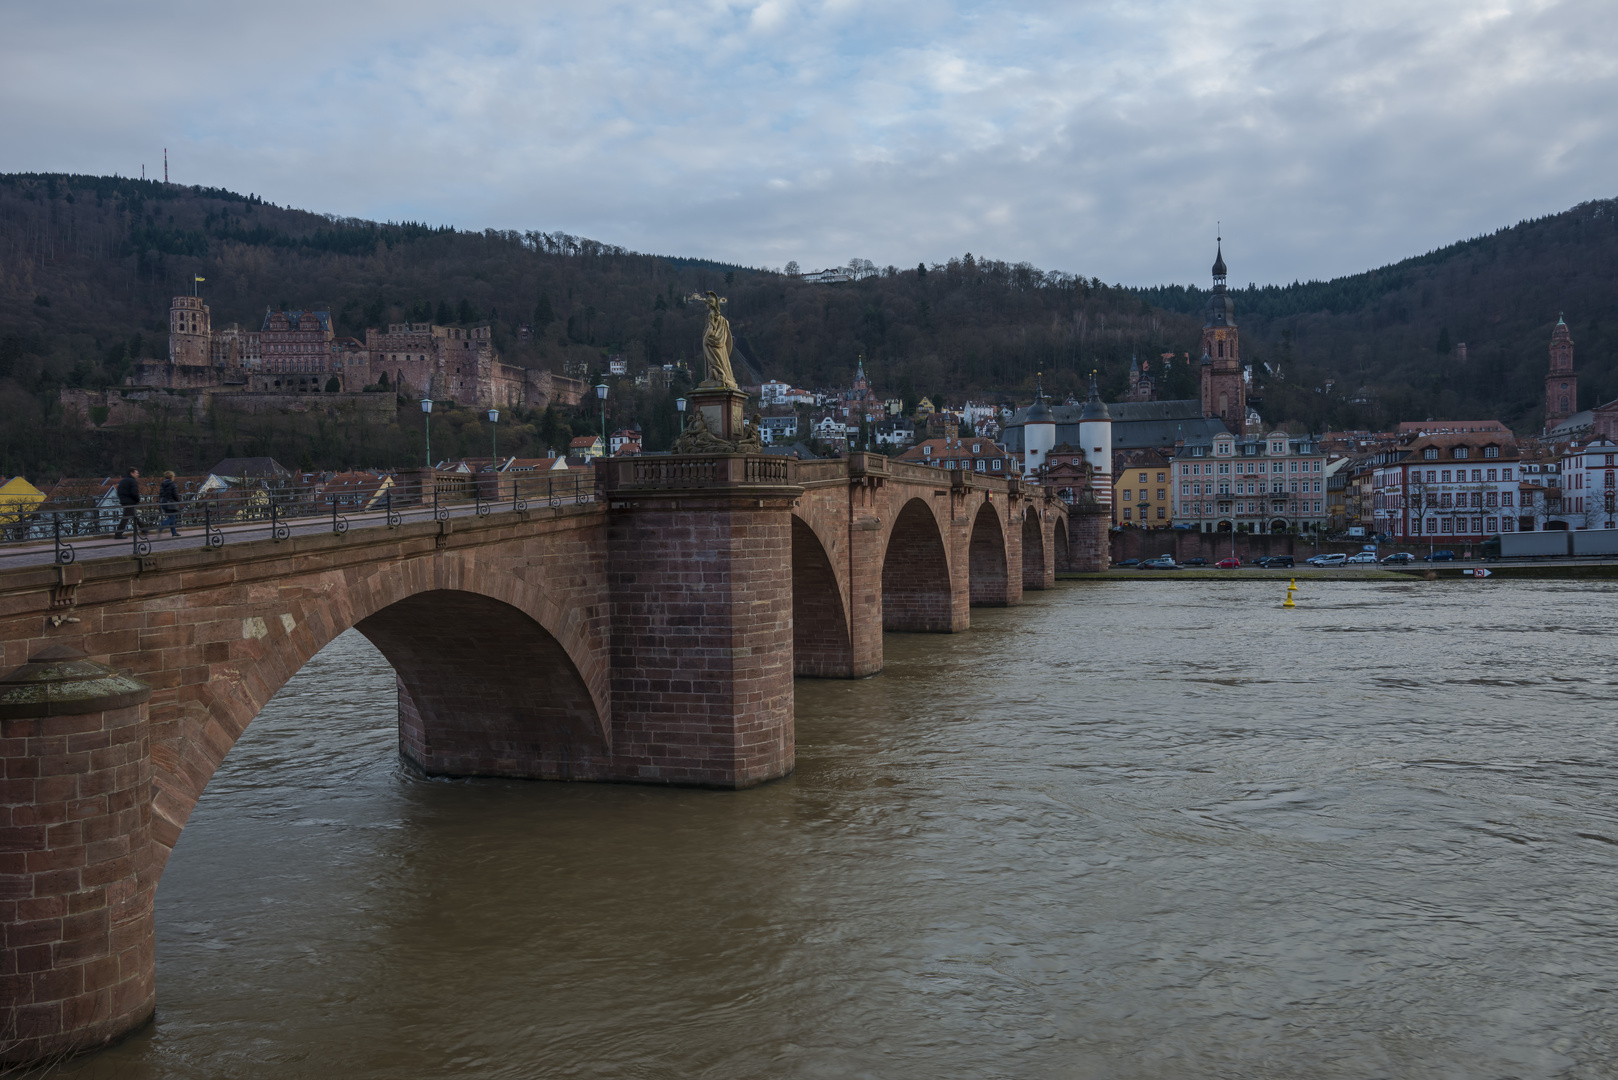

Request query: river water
[{"left": 51, "top": 579, "right": 1618, "bottom": 1079}]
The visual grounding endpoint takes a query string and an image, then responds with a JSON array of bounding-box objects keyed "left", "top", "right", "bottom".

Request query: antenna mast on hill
[{"left": 164, "top": 148, "right": 168, "bottom": 184}]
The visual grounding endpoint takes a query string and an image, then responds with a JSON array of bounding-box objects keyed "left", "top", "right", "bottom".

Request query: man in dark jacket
[
  {"left": 112, "top": 467, "right": 145, "bottom": 539},
  {"left": 158, "top": 471, "right": 183, "bottom": 537}
]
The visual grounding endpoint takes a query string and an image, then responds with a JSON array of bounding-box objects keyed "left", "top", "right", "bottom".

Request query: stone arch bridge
[{"left": 0, "top": 451, "right": 1106, "bottom": 1064}]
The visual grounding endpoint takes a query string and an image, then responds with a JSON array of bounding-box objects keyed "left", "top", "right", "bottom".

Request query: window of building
[
  {"left": 976, "top": 459, "right": 986, "bottom": 472},
  {"left": 1156, "top": 507, "right": 1165, "bottom": 519},
  {"left": 1486, "top": 469, "right": 1497, "bottom": 482},
  {"left": 1139, "top": 472, "right": 1148, "bottom": 483},
  {"left": 973, "top": 444, "right": 981, "bottom": 454},
  {"left": 923, "top": 446, "right": 931, "bottom": 455},
  {"left": 1454, "top": 447, "right": 1469, "bottom": 459},
  {"left": 1156, "top": 472, "right": 1166, "bottom": 483},
  {"left": 1193, "top": 447, "right": 1205, "bottom": 457},
  {"left": 1122, "top": 489, "right": 1132, "bottom": 502},
  {"left": 1502, "top": 467, "right": 1513, "bottom": 481},
  {"left": 1502, "top": 492, "right": 1514, "bottom": 507},
  {"left": 1441, "top": 470, "right": 1452, "bottom": 483},
  {"left": 1423, "top": 448, "right": 1439, "bottom": 460},
  {"left": 1484, "top": 446, "right": 1499, "bottom": 459},
  {"left": 1123, "top": 507, "right": 1132, "bottom": 520},
  {"left": 1156, "top": 489, "right": 1165, "bottom": 500},
  {"left": 992, "top": 459, "right": 1002, "bottom": 470}
]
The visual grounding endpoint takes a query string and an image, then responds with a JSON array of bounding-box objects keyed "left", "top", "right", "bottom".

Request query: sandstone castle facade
[{"left": 130, "top": 296, "right": 584, "bottom": 410}]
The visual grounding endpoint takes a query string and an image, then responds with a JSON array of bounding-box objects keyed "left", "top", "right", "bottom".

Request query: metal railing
[{"left": 0, "top": 470, "right": 596, "bottom": 565}]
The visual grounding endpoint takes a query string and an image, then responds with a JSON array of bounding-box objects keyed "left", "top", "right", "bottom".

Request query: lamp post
[
  {"left": 487, "top": 407, "right": 499, "bottom": 467},
  {"left": 595, "top": 382, "right": 609, "bottom": 458},
  {"left": 676, "top": 396, "right": 686, "bottom": 445},
  {"left": 420, "top": 396, "right": 433, "bottom": 467}
]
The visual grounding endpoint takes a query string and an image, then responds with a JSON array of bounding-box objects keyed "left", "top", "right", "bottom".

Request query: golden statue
[{"left": 692, "top": 291, "right": 737, "bottom": 389}]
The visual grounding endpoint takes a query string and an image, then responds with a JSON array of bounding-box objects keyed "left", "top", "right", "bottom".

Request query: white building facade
[{"left": 1371, "top": 433, "right": 1523, "bottom": 540}]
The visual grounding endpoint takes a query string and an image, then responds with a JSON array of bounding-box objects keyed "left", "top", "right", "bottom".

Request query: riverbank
[{"left": 1059, "top": 561, "right": 1618, "bottom": 582}]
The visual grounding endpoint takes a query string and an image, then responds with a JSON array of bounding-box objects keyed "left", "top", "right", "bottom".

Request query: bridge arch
[
  {"left": 969, "top": 501, "right": 1011, "bottom": 606},
  {"left": 152, "top": 560, "right": 608, "bottom": 871},
  {"left": 881, "top": 497, "right": 954, "bottom": 632},
  {"left": 1021, "top": 506, "right": 1047, "bottom": 589},
  {"left": 790, "top": 514, "right": 853, "bottom": 676}
]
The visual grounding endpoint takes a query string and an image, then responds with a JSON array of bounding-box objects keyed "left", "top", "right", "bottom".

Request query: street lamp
[
  {"left": 420, "top": 396, "right": 433, "bottom": 467},
  {"left": 487, "top": 407, "right": 499, "bottom": 466},
  {"left": 595, "top": 382, "right": 609, "bottom": 457}
]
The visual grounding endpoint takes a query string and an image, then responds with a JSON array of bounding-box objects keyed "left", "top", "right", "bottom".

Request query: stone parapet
[{"left": 0, "top": 647, "right": 155, "bottom": 1066}]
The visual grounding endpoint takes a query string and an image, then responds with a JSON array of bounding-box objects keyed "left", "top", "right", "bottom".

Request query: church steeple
[
  {"left": 1545, "top": 313, "right": 1577, "bottom": 431},
  {"left": 1199, "top": 233, "right": 1244, "bottom": 432}
]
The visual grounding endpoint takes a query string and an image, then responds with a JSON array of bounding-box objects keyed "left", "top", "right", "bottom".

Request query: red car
[{"left": 1215, "top": 557, "right": 1242, "bottom": 569}]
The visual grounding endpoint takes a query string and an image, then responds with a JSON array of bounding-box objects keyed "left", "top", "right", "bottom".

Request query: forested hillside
[
  {"left": 2, "top": 171, "right": 1615, "bottom": 478},
  {"left": 0, "top": 172, "right": 1182, "bottom": 475}
]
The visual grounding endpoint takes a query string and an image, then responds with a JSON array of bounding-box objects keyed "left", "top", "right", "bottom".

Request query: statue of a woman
[{"left": 694, "top": 291, "right": 737, "bottom": 389}]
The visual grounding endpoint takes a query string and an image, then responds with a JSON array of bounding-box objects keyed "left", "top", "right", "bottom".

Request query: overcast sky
[{"left": 5, "top": 1, "right": 1615, "bottom": 285}]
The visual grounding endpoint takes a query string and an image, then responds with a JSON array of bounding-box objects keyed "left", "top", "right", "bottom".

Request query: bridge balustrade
[{"left": 0, "top": 470, "right": 595, "bottom": 564}]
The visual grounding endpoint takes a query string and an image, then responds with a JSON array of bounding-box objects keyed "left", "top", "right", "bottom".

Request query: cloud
[{"left": 4, "top": 0, "right": 1615, "bottom": 285}]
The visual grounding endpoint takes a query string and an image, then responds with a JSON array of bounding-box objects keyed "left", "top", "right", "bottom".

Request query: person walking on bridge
[
  {"left": 112, "top": 467, "right": 146, "bottom": 540},
  {"left": 158, "top": 470, "right": 183, "bottom": 537}
]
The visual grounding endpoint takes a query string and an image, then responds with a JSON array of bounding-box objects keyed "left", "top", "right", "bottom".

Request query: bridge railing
[
  {"left": 0, "top": 469, "right": 595, "bottom": 563},
  {"left": 601, "top": 455, "right": 797, "bottom": 491}
]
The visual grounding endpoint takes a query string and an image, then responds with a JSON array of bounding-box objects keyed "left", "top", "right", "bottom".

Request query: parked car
[
  {"left": 1253, "top": 555, "right": 1295, "bottom": 568},
  {"left": 1422, "top": 550, "right": 1457, "bottom": 562},
  {"left": 1346, "top": 552, "right": 1378, "bottom": 564},
  {"left": 1140, "top": 556, "right": 1180, "bottom": 570},
  {"left": 1381, "top": 552, "right": 1415, "bottom": 564},
  {"left": 1115, "top": 558, "right": 1140, "bottom": 568},
  {"left": 1181, "top": 557, "right": 1208, "bottom": 567},
  {"left": 1215, "top": 557, "right": 1242, "bottom": 569},
  {"left": 1307, "top": 553, "right": 1347, "bottom": 567}
]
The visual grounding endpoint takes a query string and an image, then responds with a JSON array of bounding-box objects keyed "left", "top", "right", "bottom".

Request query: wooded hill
[{"left": 1, "top": 171, "right": 1614, "bottom": 477}]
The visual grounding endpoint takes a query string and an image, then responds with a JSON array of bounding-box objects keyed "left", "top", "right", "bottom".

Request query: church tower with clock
[{"left": 1199, "top": 240, "right": 1246, "bottom": 433}]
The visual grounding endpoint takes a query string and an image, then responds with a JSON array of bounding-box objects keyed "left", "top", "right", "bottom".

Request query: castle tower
[
  {"left": 1545, "top": 314, "right": 1577, "bottom": 431},
  {"left": 1077, "top": 371, "right": 1113, "bottom": 509},
  {"left": 1199, "top": 240, "right": 1245, "bottom": 432},
  {"left": 168, "top": 295, "right": 211, "bottom": 370},
  {"left": 1023, "top": 377, "right": 1056, "bottom": 474}
]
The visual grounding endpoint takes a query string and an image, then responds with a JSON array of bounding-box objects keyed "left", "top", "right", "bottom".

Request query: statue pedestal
[{"left": 689, "top": 384, "right": 749, "bottom": 441}]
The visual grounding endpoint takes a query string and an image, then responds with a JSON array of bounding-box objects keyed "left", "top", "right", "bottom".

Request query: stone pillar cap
[{"left": 0, "top": 644, "right": 152, "bottom": 719}]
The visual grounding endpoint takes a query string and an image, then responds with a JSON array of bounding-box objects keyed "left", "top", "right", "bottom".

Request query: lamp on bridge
[
  {"left": 596, "top": 382, "right": 609, "bottom": 457},
  {"left": 488, "top": 407, "right": 499, "bottom": 467},
  {"left": 420, "top": 396, "right": 433, "bottom": 468}
]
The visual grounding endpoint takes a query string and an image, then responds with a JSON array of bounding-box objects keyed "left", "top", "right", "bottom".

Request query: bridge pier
[
  {"left": 0, "top": 647, "right": 156, "bottom": 1066},
  {"left": 603, "top": 457, "right": 800, "bottom": 788}
]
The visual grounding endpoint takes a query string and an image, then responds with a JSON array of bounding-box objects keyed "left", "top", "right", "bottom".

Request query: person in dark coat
[
  {"left": 112, "top": 467, "right": 145, "bottom": 539},
  {"left": 158, "top": 470, "right": 182, "bottom": 537}
]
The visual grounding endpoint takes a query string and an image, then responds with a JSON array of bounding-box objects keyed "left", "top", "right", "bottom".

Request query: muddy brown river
[{"left": 46, "top": 579, "right": 1618, "bottom": 1078}]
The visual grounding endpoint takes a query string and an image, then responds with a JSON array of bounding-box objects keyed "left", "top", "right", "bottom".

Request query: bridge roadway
[{"left": 0, "top": 452, "right": 1106, "bottom": 1066}]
